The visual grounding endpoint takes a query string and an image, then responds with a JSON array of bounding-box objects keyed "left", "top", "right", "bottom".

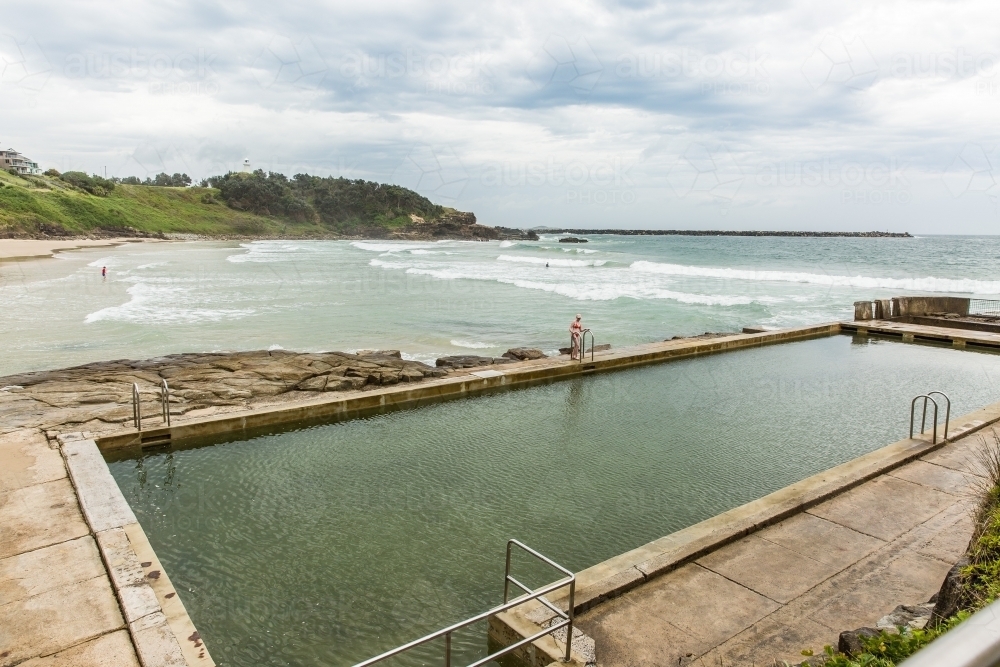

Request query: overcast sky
[{"left": 2, "top": 1, "right": 998, "bottom": 232}]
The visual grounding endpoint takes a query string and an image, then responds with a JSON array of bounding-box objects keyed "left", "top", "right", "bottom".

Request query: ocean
[{"left": 2, "top": 234, "right": 999, "bottom": 376}]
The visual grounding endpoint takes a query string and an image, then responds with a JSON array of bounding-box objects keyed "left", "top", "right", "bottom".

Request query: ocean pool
[{"left": 108, "top": 335, "right": 1000, "bottom": 666}]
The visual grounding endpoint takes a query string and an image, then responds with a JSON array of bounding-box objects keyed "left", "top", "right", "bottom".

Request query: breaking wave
[{"left": 630, "top": 261, "right": 1000, "bottom": 294}]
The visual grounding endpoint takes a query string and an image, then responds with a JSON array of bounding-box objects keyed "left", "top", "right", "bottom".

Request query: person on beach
[
  {"left": 101, "top": 266, "right": 107, "bottom": 279},
  {"left": 569, "top": 314, "right": 583, "bottom": 359}
]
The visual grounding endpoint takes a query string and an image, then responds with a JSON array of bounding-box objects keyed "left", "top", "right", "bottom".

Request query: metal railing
[
  {"left": 570, "top": 329, "right": 594, "bottom": 362},
  {"left": 132, "top": 383, "right": 142, "bottom": 431},
  {"left": 160, "top": 379, "right": 171, "bottom": 427},
  {"left": 899, "top": 597, "right": 1000, "bottom": 666},
  {"left": 909, "top": 391, "right": 950, "bottom": 443},
  {"left": 353, "top": 539, "right": 576, "bottom": 667},
  {"left": 969, "top": 299, "right": 1000, "bottom": 318}
]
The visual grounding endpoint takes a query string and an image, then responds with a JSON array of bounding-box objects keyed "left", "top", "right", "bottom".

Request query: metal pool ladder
[
  {"left": 131, "top": 380, "right": 172, "bottom": 430},
  {"left": 909, "top": 391, "right": 951, "bottom": 444},
  {"left": 353, "top": 539, "right": 576, "bottom": 667},
  {"left": 570, "top": 329, "right": 594, "bottom": 362},
  {"left": 160, "top": 379, "right": 171, "bottom": 427}
]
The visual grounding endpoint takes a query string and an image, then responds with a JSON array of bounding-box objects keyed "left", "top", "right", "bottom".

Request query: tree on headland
[
  {"left": 117, "top": 173, "right": 192, "bottom": 187},
  {"left": 205, "top": 170, "right": 445, "bottom": 228}
]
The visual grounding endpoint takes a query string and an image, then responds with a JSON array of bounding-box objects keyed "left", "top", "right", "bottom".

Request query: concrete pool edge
[
  {"left": 57, "top": 431, "right": 214, "bottom": 667},
  {"left": 488, "top": 400, "right": 1000, "bottom": 665},
  {"left": 94, "top": 322, "right": 841, "bottom": 453}
]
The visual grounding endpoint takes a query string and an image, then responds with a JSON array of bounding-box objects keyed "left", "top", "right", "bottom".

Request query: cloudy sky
[{"left": 2, "top": 0, "right": 998, "bottom": 232}]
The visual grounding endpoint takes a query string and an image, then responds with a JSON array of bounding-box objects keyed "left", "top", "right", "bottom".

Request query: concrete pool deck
[
  {"left": 0, "top": 428, "right": 212, "bottom": 667},
  {"left": 5, "top": 318, "right": 1000, "bottom": 666}
]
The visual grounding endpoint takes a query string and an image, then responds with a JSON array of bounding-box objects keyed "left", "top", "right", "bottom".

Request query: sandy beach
[{"left": 0, "top": 238, "right": 155, "bottom": 262}]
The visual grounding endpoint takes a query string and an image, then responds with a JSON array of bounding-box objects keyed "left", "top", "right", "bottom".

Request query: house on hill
[{"left": 1, "top": 148, "right": 42, "bottom": 175}]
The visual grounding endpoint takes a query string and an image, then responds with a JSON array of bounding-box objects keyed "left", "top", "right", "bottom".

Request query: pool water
[{"left": 109, "top": 335, "right": 1000, "bottom": 666}]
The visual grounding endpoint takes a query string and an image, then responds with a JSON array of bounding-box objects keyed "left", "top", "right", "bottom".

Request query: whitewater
[{"left": 2, "top": 234, "right": 999, "bottom": 376}]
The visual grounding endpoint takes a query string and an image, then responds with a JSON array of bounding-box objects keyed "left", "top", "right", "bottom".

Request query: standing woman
[{"left": 569, "top": 314, "right": 583, "bottom": 360}]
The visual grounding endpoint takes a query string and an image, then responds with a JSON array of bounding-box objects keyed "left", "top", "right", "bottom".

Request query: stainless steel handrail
[
  {"left": 580, "top": 329, "right": 594, "bottom": 362},
  {"left": 132, "top": 383, "right": 142, "bottom": 431},
  {"left": 926, "top": 390, "right": 950, "bottom": 440},
  {"left": 160, "top": 379, "right": 171, "bottom": 427},
  {"left": 353, "top": 539, "right": 576, "bottom": 667},
  {"left": 909, "top": 394, "right": 939, "bottom": 443},
  {"left": 899, "top": 597, "right": 1000, "bottom": 666}
]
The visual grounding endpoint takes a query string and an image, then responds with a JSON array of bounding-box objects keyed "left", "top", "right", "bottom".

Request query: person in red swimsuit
[{"left": 569, "top": 314, "right": 583, "bottom": 360}]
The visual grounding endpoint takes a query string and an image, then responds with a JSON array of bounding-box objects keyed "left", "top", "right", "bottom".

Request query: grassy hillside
[{"left": 0, "top": 170, "right": 331, "bottom": 238}]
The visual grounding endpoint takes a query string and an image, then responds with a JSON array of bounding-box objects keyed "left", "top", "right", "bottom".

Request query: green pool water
[{"left": 108, "top": 335, "right": 1000, "bottom": 666}]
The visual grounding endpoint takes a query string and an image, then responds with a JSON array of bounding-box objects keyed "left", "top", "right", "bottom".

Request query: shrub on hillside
[{"left": 59, "top": 171, "right": 116, "bottom": 196}]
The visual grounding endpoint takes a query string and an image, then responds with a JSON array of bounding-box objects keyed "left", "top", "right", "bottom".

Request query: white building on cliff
[{"left": 1, "top": 148, "right": 42, "bottom": 175}]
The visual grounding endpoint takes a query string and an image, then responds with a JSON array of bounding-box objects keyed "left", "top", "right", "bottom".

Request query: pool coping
[
  {"left": 95, "top": 322, "right": 841, "bottom": 453},
  {"left": 57, "top": 431, "right": 214, "bottom": 667},
  {"left": 488, "top": 399, "right": 1000, "bottom": 665}
]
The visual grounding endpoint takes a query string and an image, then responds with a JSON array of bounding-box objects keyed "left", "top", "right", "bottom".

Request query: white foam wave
[
  {"left": 497, "top": 254, "right": 607, "bottom": 267},
  {"left": 630, "top": 261, "right": 1000, "bottom": 294},
  {"left": 85, "top": 282, "right": 256, "bottom": 324},
  {"left": 372, "top": 258, "right": 775, "bottom": 305},
  {"left": 227, "top": 242, "right": 306, "bottom": 263},
  {"left": 351, "top": 241, "right": 442, "bottom": 253},
  {"left": 450, "top": 339, "right": 494, "bottom": 349},
  {"left": 499, "top": 240, "right": 517, "bottom": 248}
]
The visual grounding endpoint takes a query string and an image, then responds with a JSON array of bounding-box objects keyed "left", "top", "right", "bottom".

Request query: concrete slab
[
  {"left": 129, "top": 611, "right": 187, "bottom": 667},
  {"left": 16, "top": 630, "right": 140, "bottom": 667},
  {"left": 61, "top": 439, "right": 137, "bottom": 533},
  {"left": 922, "top": 436, "right": 984, "bottom": 475},
  {"left": 0, "top": 431, "right": 65, "bottom": 494},
  {"left": 808, "top": 551, "right": 953, "bottom": 633},
  {"left": 696, "top": 611, "right": 834, "bottom": 666},
  {"left": 697, "top": 534, "right": 842, "bottom": 604},
  {"left": 0, "top": 536, "right": 105, "bottom": 606},
  {"left": 755, "top": 512, "right": 885, "bottom": 570},
  {"left": 0, "top": 575, "right": 124, "bottom": 666},
  {"left": 587, "top": 563, "right": 780, "bottom": 649},
  {"left": 0, "top": 478, "right": 89, "bottom": 559},
  {"left": 579, "top": 594, "right": 704, "bottom": 667},
  {"left": 889, "top": 459, "right": 980, "bottom": 497},
  {"left": 807, "top": 476, "right": 955, "bottom": 541}
]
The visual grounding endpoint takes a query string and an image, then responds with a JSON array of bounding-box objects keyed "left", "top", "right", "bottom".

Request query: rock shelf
[{"left": 0, "top": 349, "right": 448, "bottom": 436}]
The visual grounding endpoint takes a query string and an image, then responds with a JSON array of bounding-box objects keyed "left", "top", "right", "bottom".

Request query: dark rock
[
  {"left": 932, "top": 557, "right": 969, "bottom": 626},
  {"left": 436, "top": 355, "right": 494, "bottom": 369},
  {"left": 877, "top": 603, "right": 934, "bottom": 630},
  {"left": 434, "top": 355, "right": 514, "bottom": 369},
  {"left": 558, "top": 343, "right": 610, "bottom": 355},
  {"left": 295, "top": 376, "right": 328, "bottom": 391},
  {"left": 502, "top": 348, "right": 547, "bottom": 361},
  {"left": 838, "top": 627, "right": 881, "bottom": 656},
  {"left": 357, "top": 350, "right": 402, "bottom": 359},
  {"left": 558, "top": 237, "right": 588, "bottom": 243}
]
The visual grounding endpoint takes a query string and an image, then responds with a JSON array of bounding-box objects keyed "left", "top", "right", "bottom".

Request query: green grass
[{"left": 0, "top": 172, "right": 350, "bottom": 237}]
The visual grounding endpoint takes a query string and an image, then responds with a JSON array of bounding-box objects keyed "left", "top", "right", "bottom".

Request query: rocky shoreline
[{"left": 0, "top": 347, "right": 551, "bottom": 436}]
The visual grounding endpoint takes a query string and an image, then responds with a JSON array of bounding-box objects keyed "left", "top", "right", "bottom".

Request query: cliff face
[{"left": 386, "top": 211, "right": 538, "bottom": 241}]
